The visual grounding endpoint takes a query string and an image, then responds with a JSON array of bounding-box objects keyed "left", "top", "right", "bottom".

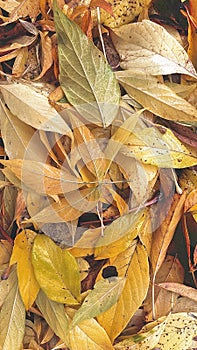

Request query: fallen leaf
[
  {"left": 0, "top": 240, "right": 12, "bottom": 265},
  {"left": 159, "top": 282, "right": 197, "bottom": 302},
  {"left": 36, "top": 290, "right": 69, "bottom": 346},
  {"left": 116, "top": 72, "right": 197, "bottom": 123},
  {"left": 0, "top": 159, "right": 83, "bottom": 195},
  {"left": 97, "top": 242, "right": 149, "bottom": 341},
  {"left": 151, "top": 192, "right": 187, "bottom": 277},
  {"left": 32, "top": 234, "right": 81, "bottom": 304},
  {"left": 71, "top": 277, "right": 126, "bottom": 327},
  {"left": 122, "top": 125, "right": 197, "bottom": 168},
  {"left": 10, "top": 230, "right": 40, "bottom": 310},
  {"left": 54, "top": 0, "right": 120, "bottom": 127},
  {"left": 94, "top": 209, "right": 147, "bottom": 259},
  {"left": 10, "top": 0, "right": 40, "bottom": 21},
  {"left": 34, "top": 31, "right": 53, "bottom": 81},
  {"left": 0, "top": 267, "right": 26, "bottom": 350},
  {"left": 0, "top": 82, "right": 72, "bottom": 134},
  {"left": 112, "top": 19, "right": 197, "bottom": 77},
  {"left": 69, "top": 317, "right": 113, "bottom": 350},
  {"left": 115, "top": 312, "right": 197, "bottom": 350}
]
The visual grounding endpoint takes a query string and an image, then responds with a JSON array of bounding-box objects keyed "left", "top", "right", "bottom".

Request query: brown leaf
[
  {"left": 150, "top": 191, "right": 187, "bottom": 277},
  {"left": 158, "top": 282, "right": 197, "bottom": 303},
  {"left": 34, "top": 31, "right": 53, "bottom": 81},
  {"left": 10, "top": 0, "right": 40, "bottom": 22}
]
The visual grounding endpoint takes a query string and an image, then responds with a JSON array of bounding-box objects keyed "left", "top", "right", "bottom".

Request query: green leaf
[
  {"left": 32, "top": 234, "right": 81, "bottom": 304},
  {"left": 36, "top": 290, "right": 69, "bottom": 346},
  {"left": 0, "top": 267, "right": 26, "bottom": 350},
  {"left": 53, "top": 0, "right": 120, "bottom": 127},
  {"left": 71, "top": 277, "right": 126, "bottom": 327}
]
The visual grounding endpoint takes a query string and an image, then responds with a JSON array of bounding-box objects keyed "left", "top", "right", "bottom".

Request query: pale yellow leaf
[
  {"left": 158, "top": 282, "right": 197, "bottom": 303},
  {"left": 69, "top": 318, "right": 113, "bottom": 350},
  {"left": 10, "top": 230, "right": 40, "bottom": 310},
  {"left": 0, "top": 267, "right": 26, "bottom": 350},
  {"left": 0, "top": 82, "right": 72, "bottom": 134},
  {"left": 116, "top": 72, "right": 197, "bottom": 123},
  {"left": 112, "top": 20, "right": 197, "bottom": 78},
  {"left": 122, "top": 126, "right": 197, "bottom": 168}
]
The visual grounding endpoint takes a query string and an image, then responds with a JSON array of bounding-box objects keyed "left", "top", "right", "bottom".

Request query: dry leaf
[
  {"left": 112, "top": 19, "right": 197, "bottom": 77},
  {"left": 10, "top": 0, "right": 40, "bottom": 21}
]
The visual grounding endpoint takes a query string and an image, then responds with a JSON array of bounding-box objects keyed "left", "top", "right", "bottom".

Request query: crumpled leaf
[
  {"left": 71, "top": 277, "right": 126, "bottom": 327},
  {"left": 0, "top": 267, "right": 26, "bottom": 350},
  {"left": 116, "top": 72, "right": 197, "bottom": 123},
  {"left": 54, "top": 0, "right": 120, "bottom": 127},
  {"left": 111, "top": 19, "right": 197, "bottom": 78},
  {"left": 10, "top": 230, "right": 40, "bottom": 310},
  {"left": 36, "top": 290, "right": 69, "bottom": 346},
  {"left": 115, "top": 312, "right": 197, "bottom": 350},
  {"left": 122, "top": 126, "right": 197, "bottom": 168},
  {"left": 0, "top": 82, "right": 72, "bottom": 134},
  {"left": 97, "top": 242, "right": 149, "bottom": 341},
  {"left": 32, "top": 234, "right": 81, "bottom": 304}
]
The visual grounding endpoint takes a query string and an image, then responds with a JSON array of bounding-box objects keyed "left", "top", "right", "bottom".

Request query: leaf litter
[{"left": 0, "top": 0, "right": 197, "bottom": 349}]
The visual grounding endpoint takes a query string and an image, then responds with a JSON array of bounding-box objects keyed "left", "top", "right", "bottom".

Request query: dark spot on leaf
[{"left": 102, "top": 265, "right": 118, "bottom": 279}]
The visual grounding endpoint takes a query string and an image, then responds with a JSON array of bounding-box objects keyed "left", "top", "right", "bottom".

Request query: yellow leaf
[
  {"left": 97, "top": 242, "right": 149, "bottom": 341},
  {"left": 32, "top": 234, "right": 81, "bottom": 304},
  {"left": 94, "top": 209, "right": 147, "bottom": 259},
  {"left": 112, "top": 20, "right": 197, "bottom": 77},
  {"left": 69, "top": 318, "right": 113, "bottom": 350},
  {"left": 116, "top": 72, "right": 197, "bottom": 123},
  {"left": 115, "top": 312, "right": 197, "bottom": 350},
  {"left": 122, "top": 126, "right": 197, "bottom": 168},
  {"left": 69, "top": 227, "right": 101, "bottom": 257},
  {"left": 10, "top": 230, "right": 40, "bottom": 310}
]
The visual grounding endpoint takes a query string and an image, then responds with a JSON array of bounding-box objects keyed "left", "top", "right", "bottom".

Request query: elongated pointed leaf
[
  {"left": 71, "top": 277, "right": 126, "bottom": 327},
  {"left": 0, "top": 82, "right": 72, "bottom": 134},
  {"left": 112, "top": 20, "right": 197, "bottom": 78},
  {"left": 32, "top": 234, "right": 80, "bottom": 304},
  {"left": 10, "top": 230, "right": 40, "bottom": 310},
  {"left": 36, "top": 290, "right": 69, "bottom": 346},
  {"left": 54, "top": 0, "right": 120, "bottom": 127},
  {"left": 116, "top": 72, "right": 197, "bottom": 123},
  {"left": 0, "top": 268, "right": 26, "bottom": 350},
  {"left": 97, "top": 243, "right": 149, "bottom": 341},
  {"left": 69, "top": 318, "right": 113, "bottom": 350}
]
